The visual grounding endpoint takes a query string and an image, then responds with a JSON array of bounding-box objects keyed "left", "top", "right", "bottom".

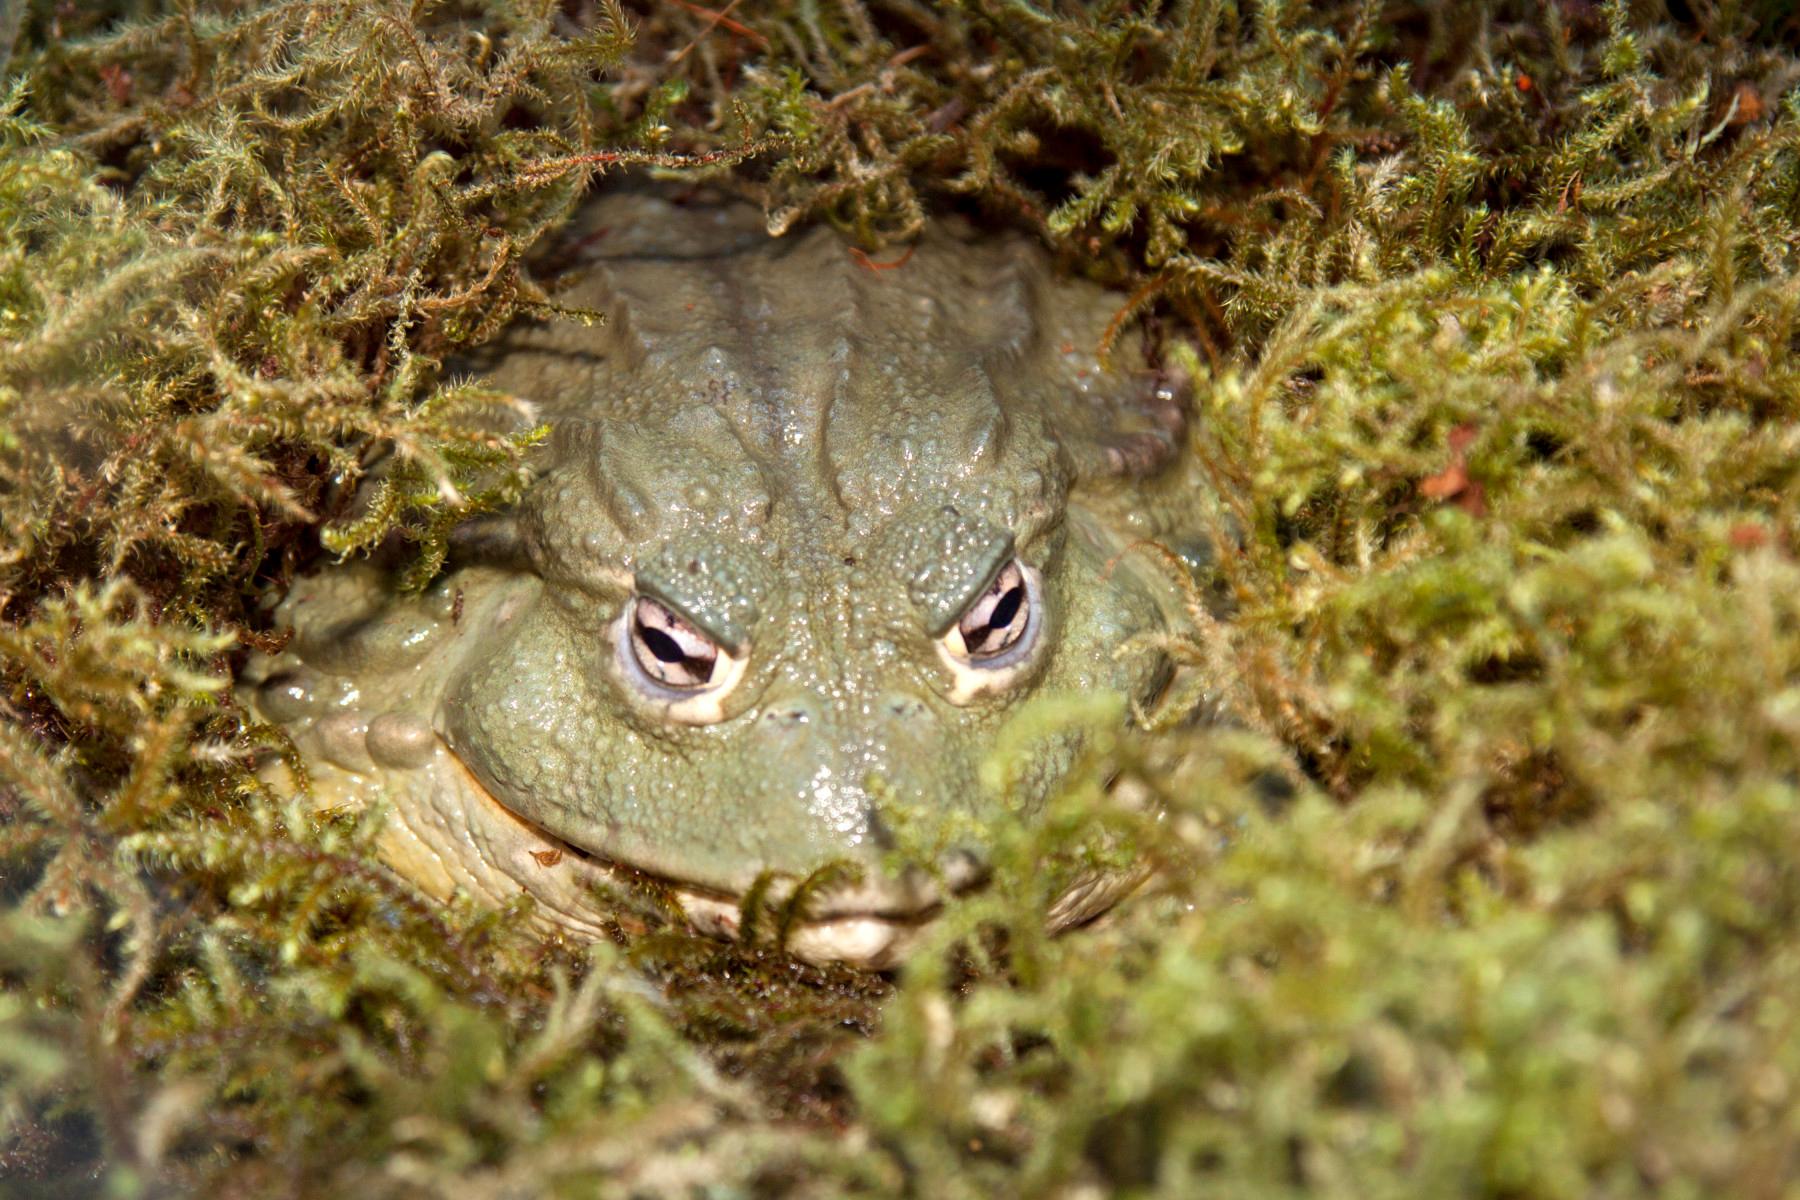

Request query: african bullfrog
[{"left": 241, "top": 189, "right": 1205, "bottom": 967}]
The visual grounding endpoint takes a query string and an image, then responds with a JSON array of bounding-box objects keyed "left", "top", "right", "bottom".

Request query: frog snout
[{"left": 737, "top": 684, "right": 989, "bottom": 913}]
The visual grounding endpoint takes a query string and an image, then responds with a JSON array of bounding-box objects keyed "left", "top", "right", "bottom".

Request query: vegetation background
[{"left": 2, "top": 0, "right": 1799, "bottom": 1195}]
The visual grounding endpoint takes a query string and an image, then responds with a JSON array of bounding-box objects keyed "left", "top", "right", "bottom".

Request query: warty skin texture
[{"left": 242, "top": 190, "right": 1207, "bottom": 967}]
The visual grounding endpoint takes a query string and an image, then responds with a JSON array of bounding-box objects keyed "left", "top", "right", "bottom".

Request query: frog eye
[
  {"left": 624, "top": 596, "right": 723, "bottom": 688},
  {"left": 614, "top": 596, "right": 750, "bottom": 723},
  {"left": 940, "top": 559, "right": 1039, "bottom": 670}
]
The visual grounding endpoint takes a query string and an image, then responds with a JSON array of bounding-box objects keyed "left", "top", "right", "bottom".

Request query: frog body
[{"left": 242, "top": 191, "right": 1204, "bottom": 967}]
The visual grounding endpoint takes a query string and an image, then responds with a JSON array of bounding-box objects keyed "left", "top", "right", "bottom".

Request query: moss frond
[{"left": 6, "top": 1, "right": 1800, "bottom": 1195}]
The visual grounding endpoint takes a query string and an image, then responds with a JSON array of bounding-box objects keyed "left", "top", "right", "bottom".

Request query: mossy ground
[{"left": 3, "top": 0, "right": 1800, "bottom": 1195}]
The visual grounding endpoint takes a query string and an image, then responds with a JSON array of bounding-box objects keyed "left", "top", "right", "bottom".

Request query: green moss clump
[{"left": 4, "top": 1, "right": 1800, "bottom": 1195}]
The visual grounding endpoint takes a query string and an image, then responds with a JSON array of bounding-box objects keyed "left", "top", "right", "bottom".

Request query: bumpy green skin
[{"left": 243, "top": 190, "right": 1204, "bottom": 966}]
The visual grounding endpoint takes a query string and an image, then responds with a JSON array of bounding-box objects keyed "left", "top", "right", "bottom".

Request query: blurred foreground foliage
[{"left": 3, "top": 0, "right": 1800, "bottom": 1195}]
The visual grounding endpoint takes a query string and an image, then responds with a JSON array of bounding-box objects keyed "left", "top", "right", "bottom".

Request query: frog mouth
[
  {"left": 425, "top": 745, "right": 960, "bottom": 968},
  {"left": 413, "top": 740, "right": 1139, "bottom": 969}
]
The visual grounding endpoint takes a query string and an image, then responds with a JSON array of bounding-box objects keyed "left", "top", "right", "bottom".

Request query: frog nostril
[
  {"left": 880, "top": 691, "right": 930, "bottom": 720},
  {"left": 760, "top": 701, "right": 815, "bottom": 728}
]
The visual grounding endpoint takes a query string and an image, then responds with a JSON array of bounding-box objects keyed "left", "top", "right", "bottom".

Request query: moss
[{"left": 3, "top": 0, "right": 1800, "bottom": 1195}]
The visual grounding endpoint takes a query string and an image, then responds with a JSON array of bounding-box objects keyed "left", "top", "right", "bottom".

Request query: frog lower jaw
[
  {"left": 373, "top": 736, "right": 1139, "bottom": 969},
  {"left": 375, "top": 738, "right": 947, "bottom": 968}
]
